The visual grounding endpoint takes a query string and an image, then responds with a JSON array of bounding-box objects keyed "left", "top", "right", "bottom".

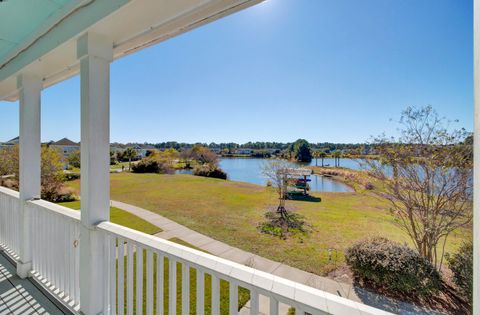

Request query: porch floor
[{"left": 0, "top": 253, "right": 65, "bottom": 315}]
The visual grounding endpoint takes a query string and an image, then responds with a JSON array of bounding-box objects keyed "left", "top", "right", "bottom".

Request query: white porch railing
[
  {"left": 0, "top": 186, "right": 20, "bottom": 259},
  {"left": 28, "top": 199, "right": 81, "bottom": 310},
  {"left": 0, "top": 186, "right": 390, "bottom": 315}
]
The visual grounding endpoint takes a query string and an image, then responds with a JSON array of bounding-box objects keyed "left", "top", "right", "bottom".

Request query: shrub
[
  {"left": 131, "top": 158, "right": 173, "bottom": 174},
  {"left": 64, "top": 172, "right": 80, "bottom": 181},
  {"left": 42, "top": 185, "right": 77, "bottom": 203},
  {"left": 446, "top": 241, "right": 473, "bottom": 304},
  {"left": 364, "top": 182, "right": 374, "bottom": 190},
  {"left": 193, "top": 164, "right": 227, "bottom": 179},
  {"left": 345, "top": 237, "right": 440, "bottom": 296}
]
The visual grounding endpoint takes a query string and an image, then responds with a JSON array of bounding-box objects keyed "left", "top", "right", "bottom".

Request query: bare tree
[
  {"left": 367, "top": 106, "right": 473, "bottom": 269},
  {"left": 262, "top": 160, "right": 295, "bottom": 219},
  {"left": 261, "top": 161, "right": 311, "bottom": 238}
]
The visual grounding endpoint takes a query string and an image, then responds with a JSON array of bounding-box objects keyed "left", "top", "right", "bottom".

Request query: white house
[
  {"left": 236, "top": 148, "right": 254, "bottom": 155},
  {"left": 0, "top": 136, "right": 19, "bottom": 149},
  {"left": 50, "top": 137, "right": 80, "bottom": 158}
]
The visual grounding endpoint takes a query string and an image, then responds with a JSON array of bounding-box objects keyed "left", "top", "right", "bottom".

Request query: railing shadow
[{"left": 0, "top": 252, "right": 63, "bottom": 315}]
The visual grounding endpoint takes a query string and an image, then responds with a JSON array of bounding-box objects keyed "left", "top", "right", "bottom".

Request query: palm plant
[
  {"left": 319, "top": 151, "right": 327, "bottom": 167},
  {"left": 124, "top": 147, "right": 137, "bottom": 171},
  {"left": 332, "top": 151, "right": 342, "bottom": 167}
]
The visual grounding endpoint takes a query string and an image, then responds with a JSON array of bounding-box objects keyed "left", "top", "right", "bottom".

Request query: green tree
[
  {"left": 0, "top": 146, "right": 18, "bottom": 178},
  {"left": 124, "top": 147, "right": 137, "bottom": 171},
  {"left": 292, "top": 139, "right": 312, "bottom": 162},
  {"left": 40, "top": 146, "right": 65, "bottom": 201},
  {"left": 67, "top": 150, "right": 81, "bottom": 168},
  {"left": 110, "top": 150, "right": 118, "bottom": 165},
  {"left": 0, "top": 145, "right": 65, "bottom": 201}
]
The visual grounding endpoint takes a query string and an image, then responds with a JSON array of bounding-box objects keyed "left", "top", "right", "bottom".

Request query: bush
[
  {"left": 346, "top": 237, "right": 441, "bottom": 296},
  {"left": 42, "top": 185, "right": 77, "bottom": 203},
  {"left": 446, "top": 241, "right": 472, "bottom": 304},
  {"left": 364, "top": 182, "right": 374, "bottom": 190},
  {"left": 193, "top": 164, "right": 227, "bottom": 179},
  {"left": 64, "top": 172, "right": 80, "bottom": 181},
  {"left": 131, "top": 158, "right": 173, "bottom": 174}
]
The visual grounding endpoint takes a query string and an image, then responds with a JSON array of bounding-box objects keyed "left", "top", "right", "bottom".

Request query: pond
[
  {"left": 306, "top": 157, "right": 363, "bottom": 170},
  {"left": 177, "top": 158, "right": 357, "bottom": 192},
  {"left": 218, "top": 158, "right": 354, "bottom": 192}
]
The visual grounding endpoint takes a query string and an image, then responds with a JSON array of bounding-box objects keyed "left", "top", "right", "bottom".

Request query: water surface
[{"left": 218, "top": 158, "right": 354, "bottom": 192}]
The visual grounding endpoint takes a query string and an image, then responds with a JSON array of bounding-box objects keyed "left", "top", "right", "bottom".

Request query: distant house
[
  {"left": 133, "top": 145, "right": 155, "bottom": 158},
  {"left": 50, "top": 138, "right": 80, "bottom": 158},
  {"left": 236, "top": 148, "right": 253, "bottom": 155},
  {"left": 0, "top": 136, "right": 19, "bottom": 149}
]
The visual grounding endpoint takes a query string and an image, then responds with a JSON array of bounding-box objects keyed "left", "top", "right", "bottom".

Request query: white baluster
[
  {"left": 156, "top": 253, "right": 164, "bottom": 315},
  {"left": 182, "top": 263, "right": 190, "bottom": 315},
  {"left": 196, "top": 269, "right": 204, "bottom": 315},
  {"left": 127, "top": 242, "right": 134, "bottom": 315},
  {"left": 250, "top": 290, "right": 259, "bottom": 315},
  {"left": 146, "top": 250, "right": 153, "bottom": 315},
  {"left": 229, "top": 282, "right": 238, "bottom": 315},
  {"left": 74, "top": 223, "right": 80, "bottom": 305},
  {"left": 269, "top": 297, "right": 279, "bottom": 315},
  {"left": 68, "top": 221, "right": 74, "bottom": 301},
  {"left": 168, "top": 257, "right": 177, "bottom": 315},
  {"left": 118, "top": 239, "right": 125, "bottom": 315},
  {"left": 211, "top": 274, "right": 220, "bottom": 315},
  {"left": 136, "top": 245, "right": 143, "bottom": 315},
  {"left": 110, "top": 236, "right": 117, "bottom": 315}
]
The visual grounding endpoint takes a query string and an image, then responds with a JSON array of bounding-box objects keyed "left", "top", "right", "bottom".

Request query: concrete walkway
[{"left": 111, "top": 200, "right": 446, "bottom": 315}]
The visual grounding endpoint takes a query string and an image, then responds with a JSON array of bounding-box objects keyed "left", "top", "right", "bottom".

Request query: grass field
[
  {"left": 66, "top": 173, "right": 471, "bottom": 276},
  {"left": 58, "top": 200, "right": 161, "bottom": 235}
]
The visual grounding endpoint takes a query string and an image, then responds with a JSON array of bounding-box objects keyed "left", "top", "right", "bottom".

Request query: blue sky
[{"left": 0, "top": 0, "right": 473, "bottom": 144}]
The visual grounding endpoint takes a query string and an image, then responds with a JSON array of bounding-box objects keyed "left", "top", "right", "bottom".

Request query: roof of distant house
[
  {"left": 51, "top": 138, "right": 79, "bottom": 146},
  {"left": 4, "top": 136, "right": 19, "bottom": 144}
]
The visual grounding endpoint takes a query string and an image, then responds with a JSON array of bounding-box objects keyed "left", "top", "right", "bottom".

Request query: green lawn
[
  {"left": 66, "top": 173, "right": 471, "bottom": 276},
  {"left": 58, "top": 200, "right": 161, "bottom": 235}
]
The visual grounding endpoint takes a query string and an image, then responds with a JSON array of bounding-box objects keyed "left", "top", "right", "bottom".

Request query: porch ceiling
[
  {"left": 0, "top": 0, "right": 75, "bottom": 63},
  {"left": 0, "top": 0, "right": 262, "bottom": 102}
]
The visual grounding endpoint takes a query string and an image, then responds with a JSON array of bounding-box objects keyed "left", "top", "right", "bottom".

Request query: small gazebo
[{"left": 281, "top": 167, "right": 313, "bottom": 196}]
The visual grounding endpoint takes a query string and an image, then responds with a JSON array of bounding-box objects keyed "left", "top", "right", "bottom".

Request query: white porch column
[
  {"left": 17, "top": 74, "right": 42, "bottom": 279},
  {"left": 77, "top": 32, "right": 112, "bottom": 315},
  {"left": 474, "top": 0, "right": 479, "bottom": 313}
]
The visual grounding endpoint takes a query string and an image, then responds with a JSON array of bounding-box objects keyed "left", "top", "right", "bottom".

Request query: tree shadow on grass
[{"left": 288, "top": 194, "right": 321, "bottom": 203}]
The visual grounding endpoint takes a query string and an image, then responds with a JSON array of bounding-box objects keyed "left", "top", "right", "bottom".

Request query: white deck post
[
  {"left": 77, "top": 32, "right": 112, "bottom": 315},
  {"left": 16, "top": 74, "right": 42, "bottom": 279},
  {"left": 474, "top": 0, "right": 479, "bottom": 313}
]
